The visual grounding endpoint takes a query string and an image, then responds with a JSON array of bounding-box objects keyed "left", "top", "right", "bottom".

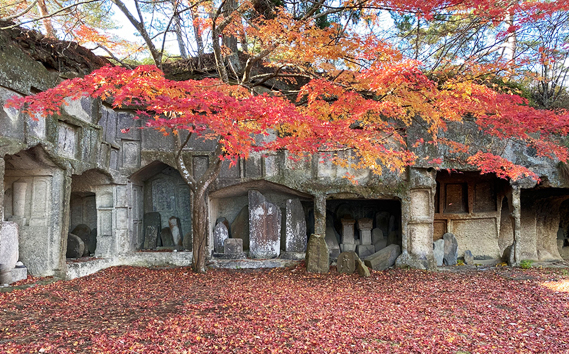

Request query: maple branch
[{"left": 241, "top": 47, "right": 275, "bottom": 84}]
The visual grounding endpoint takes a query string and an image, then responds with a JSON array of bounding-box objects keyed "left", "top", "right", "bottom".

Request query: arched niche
[
  {"left": 3, "top": 146, "right": 64, "bottom": 276},
  {"left": 130, "top": 161, "right": 191, "bottom": 250}
]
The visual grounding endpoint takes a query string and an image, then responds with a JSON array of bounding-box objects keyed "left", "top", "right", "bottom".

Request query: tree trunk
[
  {"left": 37, "top": 0, "right": 56, "bottom": 38},
  {"left": 191, "top": 190, "right": 208, "bottom": 273},
  {"left": 170, "top": 0, "right": 188, "bottom": 58},
  {"left": 190, "top": 6, "right": 204, "bottom": 57}
]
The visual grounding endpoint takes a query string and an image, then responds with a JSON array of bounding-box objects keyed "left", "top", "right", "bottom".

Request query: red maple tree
[{"left": 8, "top": 0, "right": 569, "bottom": 273}]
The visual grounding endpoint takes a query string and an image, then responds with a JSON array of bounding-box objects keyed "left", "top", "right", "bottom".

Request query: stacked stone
[
  {"left": 356, "top": 218, "right": 375, "bottom": 259},
  {"left": 340, "top": 218, "right": 356, "bottom": 252}
]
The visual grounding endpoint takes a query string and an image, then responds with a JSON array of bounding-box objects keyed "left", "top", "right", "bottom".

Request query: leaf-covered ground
[{"left": 1, "top": 264, "right": 569, "bottom": 353}]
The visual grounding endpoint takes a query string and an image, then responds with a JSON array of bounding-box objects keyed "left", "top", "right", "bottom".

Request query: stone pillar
[
  {"left": 340, "top": 218, "right": 356, "bottom": 252},
  {"left": 114, "top": 184, "right": 131, "bottom": 255},
  {"left": 56, "top": 171, "right": 72, "bottom": 277},
  {"left": 95, "top": 185, "right": 115, "bottom": 257},
  {"left": 12, "top": 182, "right": 27, "bottom": 222},
  {"left": 511, "top": 186, "right": 522, "bottom": 265},
  {"left": 314, "top": 194, "right": 326, "bottom": 236},
  {"left": 396, "top": 168, "right": 436, "bottom": 270}
]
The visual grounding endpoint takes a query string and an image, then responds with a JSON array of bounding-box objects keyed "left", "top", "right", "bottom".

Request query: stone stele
[
  {"left": 443, "top": 233, "right": 458, "bottom": 266},
  {"left": 248, "top": 190, "right": 281, "bottom": 259},
  {"left": 214, "top": 222, "right": 229, "bottom": 254},
  {"left": 284, "top": 198, "right": 307, "bottom": 253},
  {"left": 306, "top": 234, "right": 329, "bottom": 274}
]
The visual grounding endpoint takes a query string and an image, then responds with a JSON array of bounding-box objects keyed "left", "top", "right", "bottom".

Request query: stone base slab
[
  {"left": 10, "top": 267, "right": 28, "bottom": 283},
  {"left": 280, "top": 252, "right": 306, "bottom": 260},
  {"left": 208, "top": 258, "right": 299, "bottom": 269},
  {"left": 212, "top": 252, "right": 247, "bottom": 260}
]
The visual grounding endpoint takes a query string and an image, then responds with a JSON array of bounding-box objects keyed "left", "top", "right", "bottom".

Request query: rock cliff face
[{"left": 0, "top": 23, "right": 568, "bottom": 281}]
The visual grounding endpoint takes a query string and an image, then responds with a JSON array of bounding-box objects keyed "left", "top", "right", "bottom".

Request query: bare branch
[{"left": 0, "top": 0, "right": 38, "bottom": 22}]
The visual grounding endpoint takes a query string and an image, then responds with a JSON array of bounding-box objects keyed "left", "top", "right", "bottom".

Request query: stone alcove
[
  {"left": 3, "top": 146, "right": 65, "bottom": 276},
  {"left": 130, "top": 161, "right": 191, "bottom": 250},
  {"left": 325, "top": 198, "right": 402, "bottom": 260},
  {"left": 68, "top": 169, "right": 113, "bottom": 258},
  {"left": 209, "top": 180, "right": 313, "bottom": 258}
]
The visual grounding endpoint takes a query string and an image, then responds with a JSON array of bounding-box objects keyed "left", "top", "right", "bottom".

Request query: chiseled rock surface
[
  {"left": 464, "top": 250, "right": 474, "bottom": 265},
  {"left": 355, "top": 257, "right": 371, "bottom": 277}
]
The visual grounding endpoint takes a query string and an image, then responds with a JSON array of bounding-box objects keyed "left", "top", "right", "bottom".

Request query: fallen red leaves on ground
[{"left": 1, "top": 264, "right": 568, "bottom": 353}]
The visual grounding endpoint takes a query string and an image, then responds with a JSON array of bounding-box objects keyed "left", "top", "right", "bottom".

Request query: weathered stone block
[
  {"left": 67, "top": 233, "right": 85, "bottom": 258},
  {"left": 71, "top": 224, "right": 91, "bottom": 257},
  {"left": 224, "top": 238, "right": 244, "bottom": 254},
  {"left": 249, "top": 190, "right": 281, "bottom": 259},
  {"left": 375, "top": 212, "right": 390, "bottom": 236},
  {"left": 10, "top": 266, "right": 27, "bottom": 283},
  {"left": 464, "top": 250, "right": 474, "bottom": 265},
  {"left": 358, "top": 218, "right": 373, "bottom": 245},
  {"left": 143, "top": 212, "right": 161, "bottom": 249},
  {"left": 325, "top": 224, "right": 341, "bottom": 259},
  {"left": 306, "top": 234, "right": 329, "bottom": 274},
  {"left": 214, "top": 222, "right": 229, "bottom": 253},
  {"left": 216, "top": 217, "right": 231, "bottom": 236},
  {"left": 89, "top": 228, "right": 98, "bottom": 254},
  {"left": 341, "top": 218, "right": 356, "bottom": 244},
  {"left": 355, "top": 257, "right": 371, "bottom": 277},
  {"left": 143, "top": 225, "right": 159, "bottom": 250},
  {"left": 357, "top": 244, "right": 375, "bottom": 259},
  {"left": 337, "top": 251, "right": 357, "bottom": 274},
  {"left": 433, "top": 239, "right": 445, "bottom": 266},
  {"left": 372, "top": 228, "right": 384, "bottom": 245},
  {"left": 340, "top": 243, "right": 356, "bottom": 252},
  {"left": 364, "top": 244, "right": 401, "bottom": 271},
  {"left": 161, "top": 227, "right": 175, "bottom": 247},
  {"left": 443, "top": 233, "right": 458, "bottom": 266},
  {"left": 0, "top": 222, "right": 19, "bottom": 271},
  {"left": 284, "top": 198, "right": 307, "bottom": 253}
]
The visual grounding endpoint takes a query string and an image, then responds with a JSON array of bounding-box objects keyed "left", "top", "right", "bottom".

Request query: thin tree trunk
[
  {"left": 111, "top": 0, "right": 163, "bottom": 67},
  {"left": 171, "top": 0, "right": 188, "bottom": 58},
  {"left": 37, "top": 0, "right": 56, "bottom": 38},
  {"left": 503, "top": 3, "right": 517, "bottom": 65},
  {"left": 190, "top": 6, "right": 204, "bottom": 56}
]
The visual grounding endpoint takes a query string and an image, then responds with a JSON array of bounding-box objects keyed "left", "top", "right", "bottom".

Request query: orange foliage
[{"left": 7, "top": 0, "right": 569, "bottom": 182}]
